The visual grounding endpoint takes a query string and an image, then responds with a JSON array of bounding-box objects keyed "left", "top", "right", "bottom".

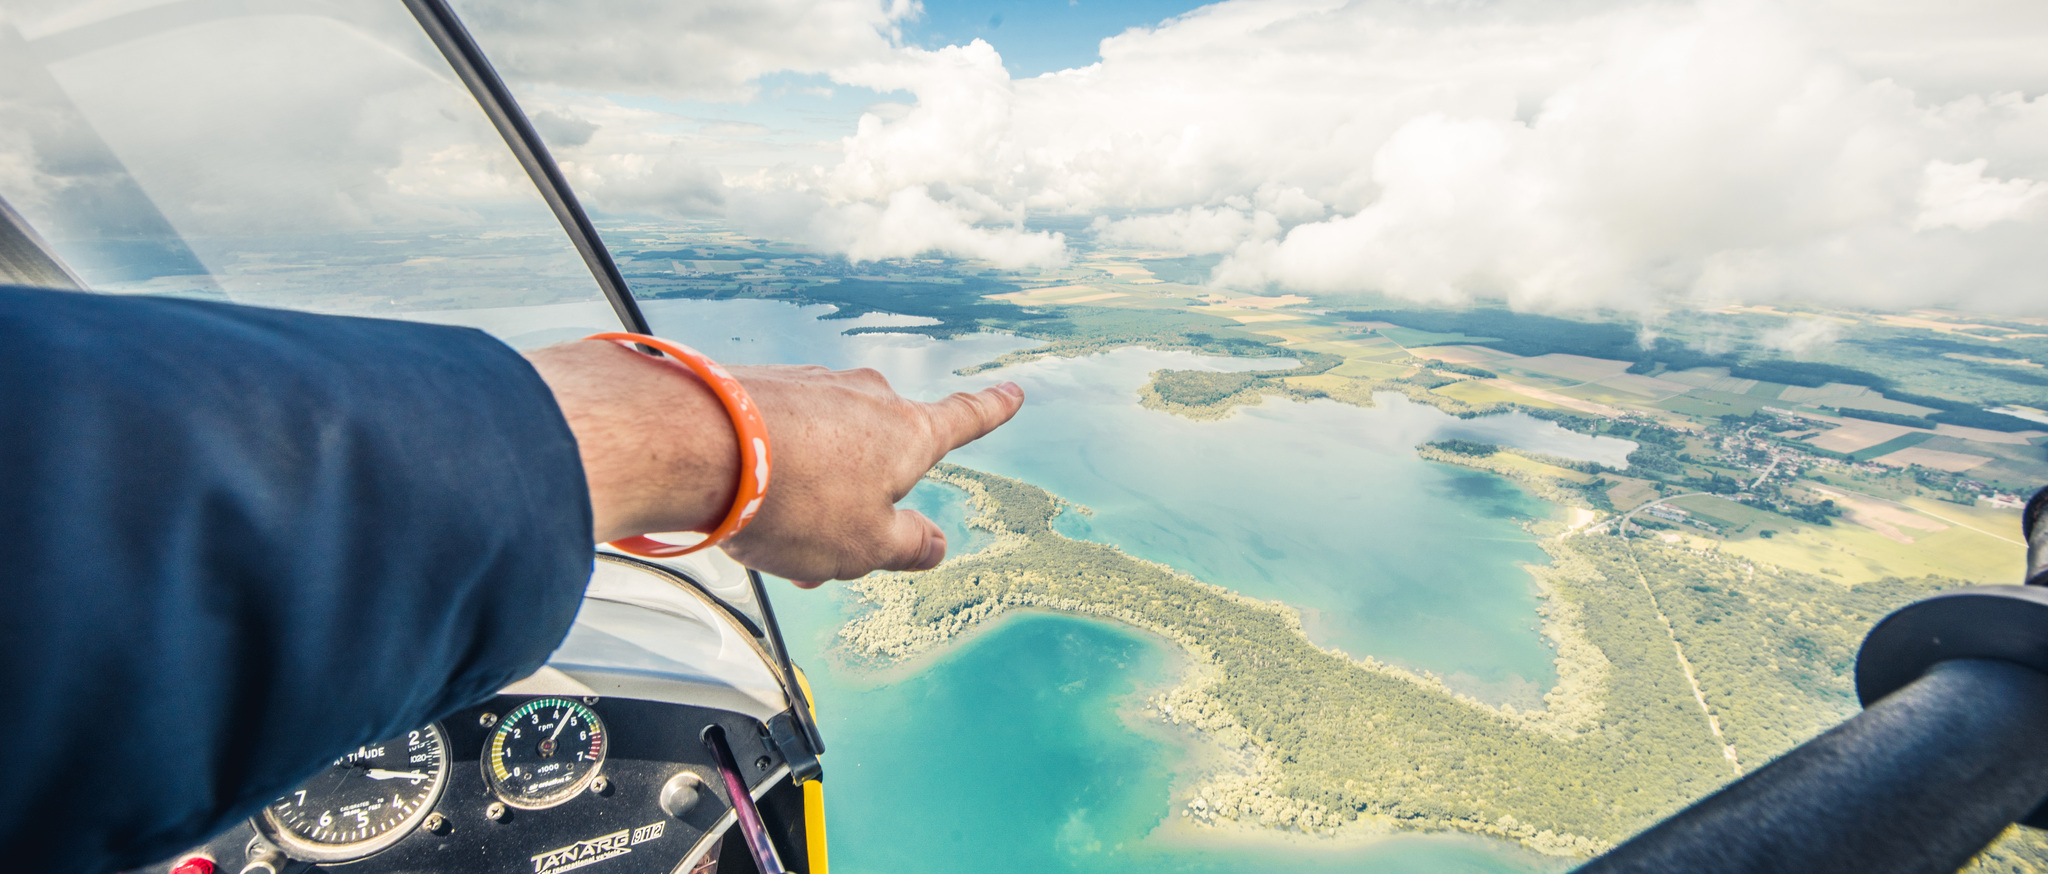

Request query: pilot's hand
[{"left": 526, "top": 339, "right": 1025, "bottom": 585}]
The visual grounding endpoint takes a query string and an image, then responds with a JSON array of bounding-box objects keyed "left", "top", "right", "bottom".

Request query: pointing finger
[{"left": 926, "top": 381, "right": 1025, "bottom": 454}]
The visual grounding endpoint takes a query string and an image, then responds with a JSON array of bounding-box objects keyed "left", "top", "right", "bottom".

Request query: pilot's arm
[{"left": 0, "top": 285, "right": 1021, "bottom": 873}]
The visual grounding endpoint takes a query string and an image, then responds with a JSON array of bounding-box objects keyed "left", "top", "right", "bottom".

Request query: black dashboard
[{"left": 142, "top": 695, "right": 808, "bottom": 874}]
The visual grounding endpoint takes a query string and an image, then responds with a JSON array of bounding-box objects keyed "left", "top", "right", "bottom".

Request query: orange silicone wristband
[{"left": 586, "top": 332, "right": 771, "bottom": 558}]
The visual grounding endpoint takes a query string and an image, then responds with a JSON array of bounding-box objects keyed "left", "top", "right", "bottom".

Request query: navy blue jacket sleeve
[{"left": 0, "top": 286, "right": 594, "bottom": 872}]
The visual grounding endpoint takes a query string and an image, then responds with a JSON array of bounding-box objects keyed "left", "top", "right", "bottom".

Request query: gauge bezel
[
  {"left": 254, "top": 722, "right": 451, "bottom": 863},
  {"left": 482, "top": 696, "right": 610, "bottom": 810}
]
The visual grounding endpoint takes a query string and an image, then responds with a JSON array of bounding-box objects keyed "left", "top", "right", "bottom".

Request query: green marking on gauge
[{"left": 482, "top": 697, "right": 609, "bottom": 810}]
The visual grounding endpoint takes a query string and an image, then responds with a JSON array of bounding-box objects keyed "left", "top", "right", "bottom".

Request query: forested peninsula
[
  {"left": 840, "top": 464, "right": 2048, "bottom": 868},
  {"left": 1137, "top": 355, "right": 1514, "bottom": 421}
]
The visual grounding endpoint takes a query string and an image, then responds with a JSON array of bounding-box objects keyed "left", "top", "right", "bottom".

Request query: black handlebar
[
  {"left": 1580, "top": 658, "right": 2048, "bottom": 873},
  {"left": 1578, "top": 487, "right": 2048, "bottom": 874}
]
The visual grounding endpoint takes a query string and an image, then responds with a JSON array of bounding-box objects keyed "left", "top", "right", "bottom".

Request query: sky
[
  {"left": 449, "top": 0, "right": 2048, "bottom": 316},
  {"left": 7, "top": 0, "right": 2047, "bottom": 316},
  {"left": 901, "top": 0, "right": 1211, "bottom": 76}
]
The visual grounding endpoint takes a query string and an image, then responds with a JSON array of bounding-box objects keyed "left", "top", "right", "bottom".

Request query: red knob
[{"left": 171, "top": 858, "right": 215, "bottom": 874}]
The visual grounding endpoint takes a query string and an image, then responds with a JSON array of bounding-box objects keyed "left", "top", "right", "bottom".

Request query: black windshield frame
[{"left": 400, "top": 0, "right": 651, "bottom": 336}]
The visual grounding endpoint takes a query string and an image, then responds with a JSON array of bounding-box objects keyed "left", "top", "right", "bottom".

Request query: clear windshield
[
  {"left": 0, "top": 0, "right": 782, "bottom": 654},
  {"left": 0, "top": 0, "right": 620, "bottom": 345},
  {"left": 415, "top": 4, "right": 2048, "bottom": 872},
  {"left": 9, "top": 2, "right": 2045, "bottom": 870}
]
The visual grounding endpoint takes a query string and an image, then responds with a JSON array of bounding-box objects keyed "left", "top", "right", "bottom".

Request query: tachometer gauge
[
  {"left": 257, "top": 724, "right": 449, "bottom": 862},
  {"left": 484, "top": 697, "right": 608, "bottom": 809}
]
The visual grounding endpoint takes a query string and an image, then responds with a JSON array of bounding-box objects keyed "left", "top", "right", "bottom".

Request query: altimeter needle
[{"left": 364, "top": 769, "right": 428, "bottom": 782}]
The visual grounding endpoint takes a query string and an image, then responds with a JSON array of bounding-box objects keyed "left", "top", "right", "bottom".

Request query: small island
[{"left": 1136, "top": 350, "right": 1516, "bottom": 421}]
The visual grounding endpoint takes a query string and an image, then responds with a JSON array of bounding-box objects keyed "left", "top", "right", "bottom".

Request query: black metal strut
[
  {"left": 401, "top": 0, "right": 651, "bottom": 335},
  {"left": 1580, "top": 487, "right": 2048, "bottom": 874}
]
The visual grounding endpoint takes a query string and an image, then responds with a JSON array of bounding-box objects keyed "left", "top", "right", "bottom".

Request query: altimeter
[{"left": 257, "top": 724, "right": 449, "bottom": 862}]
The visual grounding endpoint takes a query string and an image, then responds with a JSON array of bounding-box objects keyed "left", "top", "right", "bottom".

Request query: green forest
[{"left": 1143, "top": 352, "right": 1345, "bottom": 408}]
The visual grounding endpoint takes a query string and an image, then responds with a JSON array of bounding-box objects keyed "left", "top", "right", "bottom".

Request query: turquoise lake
[
  {"left": 557, "top": 298, "right": 1624, "bottom": 872},
  {"left": 774, "top": 601, "right": 1567, "bottom": 874}
]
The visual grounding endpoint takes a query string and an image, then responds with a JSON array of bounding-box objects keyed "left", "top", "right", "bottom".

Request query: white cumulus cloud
[
  {"left": 453, "top": 0, "right": 915, "bottom": 102},
  {"left": 814, "top": 185, "right": 1067, "bottom": 267},
  {"left": 1914, "top": 158, "right": 2047, "bottom": 231},
  {"left": 782, "top": 0, "right": 2048, "bottom": 312},
  {"left": 13, "top": 0, "right": 2047, "bottom": 313}
]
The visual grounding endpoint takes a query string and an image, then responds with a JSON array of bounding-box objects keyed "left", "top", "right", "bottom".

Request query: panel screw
[
  {"left": 583, "top": 696, "right": 600, "bottom": 705},
  {"left": 424, "top": 813, "right": 449, "bottom": 835},
  {"left": 589, "top": 776, "right": 612, "bottom": 796},
  {"left": 478, "top": 713, "right": 497, "bottom": 728},
  {"left": 754, "top": 756, "right": 772, "bottom": 772},
  {"left": 486, "top": 802, "right": 510, "bottom": 823}
]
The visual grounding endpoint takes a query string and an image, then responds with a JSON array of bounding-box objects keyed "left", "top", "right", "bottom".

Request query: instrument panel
[{"left": 146, "top": 695, "right": 808, "bottom": 874}]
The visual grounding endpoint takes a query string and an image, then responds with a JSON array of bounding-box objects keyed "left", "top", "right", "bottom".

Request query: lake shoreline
[
  {"left": 824, "top": 604, "right": 1571, "bottom": 870},
  {"left": 839, "top": 464, "right": 1629, "bottom": 857}
]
